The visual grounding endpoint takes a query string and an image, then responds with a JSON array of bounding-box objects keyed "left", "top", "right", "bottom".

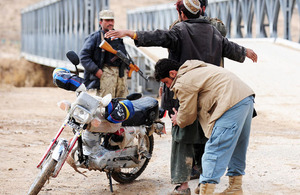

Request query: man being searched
[
  {"left": 80, "top": 10, "right": 129, "bottom": 98},
  {"left": 164, "top": 0, "right": 228, "bottom": 182},
  {"left": 104, "top": 0, "right": 257, "bottom": 194},
  {"left": 155, "top": 58, "right": 255, "bottom": 195}
]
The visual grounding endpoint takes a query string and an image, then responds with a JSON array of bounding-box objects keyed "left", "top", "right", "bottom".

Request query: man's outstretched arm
[{"left": 105, "top": 30, "right": 136, "bottom": 40}]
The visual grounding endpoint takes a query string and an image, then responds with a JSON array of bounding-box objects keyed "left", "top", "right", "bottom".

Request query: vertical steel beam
[
  {"left": 265, "top": 0, "right": 280, "bottom": 38},
  {"left": 254, "top": 0, "right": 267, "bottom": 38},
  {"left": 297, "top": 0, "right": 300, "bottom": 43},
  {"left": 279, "top": 0, "right": 295, "bottom": 40},
  {"left": 240, "top": 0, "right": 254, "bottom": 38},
  {"left": 21, "top": 0, "right": 109, "bottom": 62}
]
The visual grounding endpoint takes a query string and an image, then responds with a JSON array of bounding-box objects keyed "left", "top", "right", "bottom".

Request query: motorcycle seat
[{"left": 122, "top": 96, "right": 159, "bottom": 126}]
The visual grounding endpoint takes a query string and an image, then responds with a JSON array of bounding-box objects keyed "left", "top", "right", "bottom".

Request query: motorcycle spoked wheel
[
  {"left": 27, "top": 155, "right": 58, "bottom": 195},
  {"left": 111, "top": 134, "right": 154, "bottom": 183}
]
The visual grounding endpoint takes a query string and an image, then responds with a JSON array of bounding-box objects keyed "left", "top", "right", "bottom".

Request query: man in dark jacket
[
  {"left": 163, "top": 0, "right": 228, "bottom": 182},
  {"left": 104, "top": 0, "right": 257, "bottom": 194},
  {"left": 80, "top": 10, "right": 129, "bottom": 98}
]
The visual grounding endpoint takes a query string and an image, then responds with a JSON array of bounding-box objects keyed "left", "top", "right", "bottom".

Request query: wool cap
[
  {"left": 183, "top": 0, "right": 201, "bottom": 14},
  {"left": 99, "top": 10, "right": 114, "bottom": 20}
]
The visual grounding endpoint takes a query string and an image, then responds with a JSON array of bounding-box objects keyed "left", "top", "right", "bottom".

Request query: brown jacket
[{"left": 170, "top": 60, "right": 255, "bottom": 138}]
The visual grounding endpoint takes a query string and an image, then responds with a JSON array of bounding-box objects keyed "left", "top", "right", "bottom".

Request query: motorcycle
[{"left": 27, "top": 47, "right": 166, "bottom": 195}]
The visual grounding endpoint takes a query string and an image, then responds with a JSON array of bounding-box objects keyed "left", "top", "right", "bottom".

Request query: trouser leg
[
  {"left": 115, "top": 73, "right": 128, "bottom": 98},
  {"left": 171, "top": 139, "right": 194, "bottom": 184},
  {"left": 226, "top": 101, "right": 253, "bottom": 176},
  {"left": 193, "top": 143, "right": 206, "bottom": 171},
  {"left": 97, "top": 66, "right": 124, "bottom": 98},
  {"left": 199, "top": 96, "right": 254, "bottom": 184},
  {"left": 194, "top": 126, "right": 208, "bottom": 171}
]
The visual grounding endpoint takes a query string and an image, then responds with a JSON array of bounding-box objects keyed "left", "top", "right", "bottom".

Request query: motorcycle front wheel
[
  {"left": 27, "top": 155, "right": 57, "bottom": 195},
  {"left": 111, "top": 134, "right": 154, "bottom": 183}
]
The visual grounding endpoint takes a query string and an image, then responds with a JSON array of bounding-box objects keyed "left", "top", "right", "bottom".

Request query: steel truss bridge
[
  {"left": 21, "top": 0, "right": 300, "bottom": 94},
  {"left": 128, "top": 0, "right": 299, "bottom": 41}
]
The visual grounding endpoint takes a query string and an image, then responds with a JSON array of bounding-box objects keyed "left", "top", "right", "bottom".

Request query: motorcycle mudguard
[
  {"left": 52, "top": 139, "right": 68, "bottom": 161},
  {"left": 51, "top": 139, "right": 69, "bottom": 177}
]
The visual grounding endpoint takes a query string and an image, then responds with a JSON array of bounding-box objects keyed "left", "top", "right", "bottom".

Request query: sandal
[{"left": 169, "top": 185, "right": 191, "bottom": 195}]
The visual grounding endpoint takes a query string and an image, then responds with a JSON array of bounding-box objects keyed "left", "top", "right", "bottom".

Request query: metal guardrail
[
  {"left": 21, "top": 0, "right": 158, "bottom": 94},
  {"left": 127, "top": 3, "right": 178, "bottom": 31},
  {"left": 20, "top": 0, "right": 299, "bottom": 94},
  {"left": 127, "top": 0, "right": 300, "bottom": 43},
  {"left": 21, "top": 0, "right": 109, "bottom": 71},
  {"left": 123, "top": 40, "right": 160, "bottom": 95}
]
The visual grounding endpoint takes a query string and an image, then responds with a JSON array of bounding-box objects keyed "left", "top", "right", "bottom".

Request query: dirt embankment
[
  {"left": 0, "top": 0, "right": 53, "bottom": 87},
  {"left": 0, "top": 59, "right": 54, "bottom": 87}
]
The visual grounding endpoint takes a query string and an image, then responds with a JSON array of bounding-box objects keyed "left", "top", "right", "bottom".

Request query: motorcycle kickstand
[{"left": 106, "top": 171, "right": 113, "bottom": 192}]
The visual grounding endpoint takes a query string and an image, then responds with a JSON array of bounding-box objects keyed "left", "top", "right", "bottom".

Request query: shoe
[
  {"left": 195, "top": 183, "right": 216, "bottom": 195},
  {"left": 169, "top": 185, "right": 191, "bottom": 195},
  {"left": 215, "top": 175, "right": 243, "bottom": 195},
  {"left": 190, "top": 166, "right": 201, "bottom": 180}
]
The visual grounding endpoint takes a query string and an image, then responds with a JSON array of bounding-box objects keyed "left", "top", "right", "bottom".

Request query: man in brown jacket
[{"left": 154, "top": 59, "right": 255, "bottom": 195}]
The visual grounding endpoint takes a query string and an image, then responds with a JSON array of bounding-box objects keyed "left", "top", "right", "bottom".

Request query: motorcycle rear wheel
[
  {"left": 27, "top": 156, "right": 57, "bottom": 195},
  {"left": 111, "top": 134, "right": 154, "bottom": 183}
]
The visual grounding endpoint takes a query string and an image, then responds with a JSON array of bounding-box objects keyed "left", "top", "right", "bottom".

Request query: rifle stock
[{"left": 99, "top": 40, "right": 117, "bottom": 55}]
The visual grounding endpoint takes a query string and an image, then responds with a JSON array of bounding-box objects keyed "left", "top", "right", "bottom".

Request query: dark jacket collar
[{"left": 184, "top": 17, "right": 211, "bottom": 24}]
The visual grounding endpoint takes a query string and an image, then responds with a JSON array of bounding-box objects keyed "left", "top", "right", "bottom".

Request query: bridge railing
[
  {"left": 21, "top": 0, "right": 158, "bottom": 94},
  {"left": 123, "top": 40, "right": 160, "bottom": 94},
  {"left": 20, "top": 0, "right": 299, "bottom": 94},
  {"left": 127, "top": 0, "right": 300, "bottom": 43},
  {"left": 21, "top": 0, "right": 109, "bottom": 71}
]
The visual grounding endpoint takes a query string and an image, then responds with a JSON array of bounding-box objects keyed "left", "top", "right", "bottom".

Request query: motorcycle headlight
[{"left": 71, "top": 105, "right": 92, "bottom": 123}]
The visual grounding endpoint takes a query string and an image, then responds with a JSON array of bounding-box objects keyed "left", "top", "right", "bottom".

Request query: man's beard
[{"left": 103, "top": 25, "right": 113, "bottom": 32}]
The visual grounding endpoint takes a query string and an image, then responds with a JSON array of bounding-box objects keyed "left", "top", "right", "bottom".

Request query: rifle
[{"left": 99, "top": 40, "right": 148, "bottom": 81}]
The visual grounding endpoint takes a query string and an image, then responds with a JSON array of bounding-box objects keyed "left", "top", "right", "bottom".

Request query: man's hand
[
  {"left": 246, "top": 48, "right": 258, "bottom": 63},
  {"left": 95, "top": 69, "right": 103, "bottom": 79},
  {"left": 158, "top": 86, "right": 163, "bottom": 99},
  {"left": 105, "top": 30, "right": 135, "bottom": 40},
  {"left": 170, "top": 108, "right": 178, "bottom": 126}
]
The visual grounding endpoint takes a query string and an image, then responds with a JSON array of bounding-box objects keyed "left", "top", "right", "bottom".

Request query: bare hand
[
  {"left": 95, "top": 69, "right": 103, "bottom": 79},
  {"left": 104, "top": 30, "right": 134, "bottom": 40},
  {"left": 170, "top": 108, "right": 178, "bottom": 126},
  {"left": 158, "top": 86, "right": 163, "bottom": 98},
  {"left": 246, "top": 48, "right": 258, "bottom": 63}
]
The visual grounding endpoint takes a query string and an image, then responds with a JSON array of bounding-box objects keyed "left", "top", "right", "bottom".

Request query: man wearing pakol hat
[
  {"left": 79, "top": 10, "right": 129, "bottom": 98},
  {"left": 164, "top": 0, "right": 228, "bottom": 183},
  {"left": 104, "top": 0, "right": 258, "bottom": 194}
]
